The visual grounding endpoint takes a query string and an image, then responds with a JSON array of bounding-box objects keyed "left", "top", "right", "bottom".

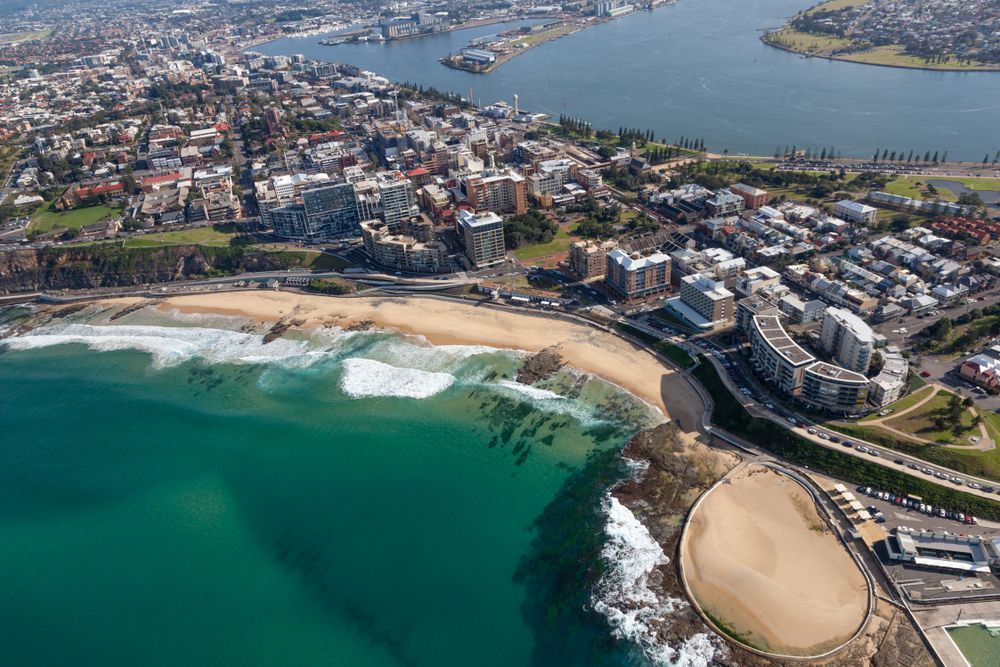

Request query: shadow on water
[{"left": 514, "top": 447, "right": 642, "bottom": 667}]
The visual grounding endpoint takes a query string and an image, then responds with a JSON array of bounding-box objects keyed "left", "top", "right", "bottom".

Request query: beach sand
[
  {"left": 122, "top": 291, "right": 706, "bottom": 431},
  {"left": 682, "top": 466, "right": 868, "bottom": 656}
]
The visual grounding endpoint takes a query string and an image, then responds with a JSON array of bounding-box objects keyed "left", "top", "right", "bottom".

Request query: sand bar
[
  {"left": 121, "top": 291, "right": 706, "bottom": 431},
  {"left": 682, "top": 466, "right": 868, "bottom": 656}
]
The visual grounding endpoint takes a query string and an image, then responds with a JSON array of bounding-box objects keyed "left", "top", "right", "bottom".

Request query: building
[
  {"left": 462, "top": 48, "right": 496, "bottom": 65},
  {"left": 462, "top": 169, "right": 528, "bottom": 215},
  {"left": 569, "top": 239, "right": 618, "bottom": 280},
  {"left": 834, "top": 199, "right": 877, "bottom": 226},
  {"left": 458, "top": 209, "right": 506, "bottom": 268},
  {"left": 777, "top": 293, "right": 826, "bottom": 324},
  {"left": 869, "top": 346, "right": 908, "bottom": 407},
  {"left": 735, "top": 265, "right": 781, "bottom": 297},
  {"left": 820, "top": 307, "right": 876, "bottom": 374},
  {"left": 735, "top": 295, "right": 780, "bottom": 336},
  {"left": 959, "top": 347, "right": 1000, "bottom": 391},
  {"left": 705, "top": 189, "right": 745, "bottom": 217},
  {"left": 271, "top": 180, "right": 360, "bottom": 240},
  {"left": 729, "top": 183, "right": 769, "bottom": 209},
  {"left": 594, "top": 0, "right": 634, "bottom": 16},
  {"left": 885, "top": 528, "right": 992, "bottom": 574},
  {"left": 605, "top": 250, "right": 671, "bottom": 302},
  {"left": 376, "top": 171, "right": 420, "bottom": 228},
  {"left": 670, "top": 273, "right": 735, "bottom": 330},
  {"left": 749, "top": 314, "right": 869, "bottom": 412},
  {"left": 527, "top": 159, "right": 573, "bottom": 197},
  {"left": 360, "top": 218, "right": 449, "bottom": 273},
  {"left": 749, "top": 315, "right": 816, "bottom": 395},
  {"left": 801, "top": 362, "right": 869, "bottom": 414}
]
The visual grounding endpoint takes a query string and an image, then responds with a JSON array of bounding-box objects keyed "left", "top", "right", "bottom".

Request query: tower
[{"left": 513, "top": 94, "right": 519, "bottom": 115}]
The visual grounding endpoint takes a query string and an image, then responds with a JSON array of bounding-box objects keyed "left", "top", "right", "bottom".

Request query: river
[{"left": 253, "top": 0, "right": 1000, "bottom": 161}]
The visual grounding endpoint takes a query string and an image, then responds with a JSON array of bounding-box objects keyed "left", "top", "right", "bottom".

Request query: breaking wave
[
  {"left": 496, "top": 379, "right": 566, "bottom": 401},
  {"left": 592, "top": 494, "right": 718, "bottom": 666},
  {"left": 339, "top": 357, "right": 456, "bottom": 399},
  {"left": 0, "top": 322, "right": 334, "bottom": 369}
]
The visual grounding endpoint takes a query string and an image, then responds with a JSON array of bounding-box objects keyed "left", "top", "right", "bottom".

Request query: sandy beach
[
  {"left": 121, "top": 291, "right": 706, "bottom": 431},
  {"left": 681, "top": 466, "right": 868, "bottom": 656}
]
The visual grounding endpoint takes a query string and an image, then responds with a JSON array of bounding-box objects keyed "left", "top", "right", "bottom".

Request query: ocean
[{"left": 0, "top": 303, "right": 716, "bottom": 666}]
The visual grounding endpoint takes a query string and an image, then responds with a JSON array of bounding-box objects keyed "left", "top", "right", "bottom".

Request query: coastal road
[{"left": 623, "top": 316, "right": 1000, "bottom": 501}]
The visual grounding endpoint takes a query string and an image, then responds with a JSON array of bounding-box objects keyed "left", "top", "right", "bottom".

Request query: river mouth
[{"left": 254, "top": 0, "right": 1000, "bottom": 160}]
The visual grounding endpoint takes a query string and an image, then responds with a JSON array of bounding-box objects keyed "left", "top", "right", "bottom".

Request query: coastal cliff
[{"left": 0, "top": 245, "right": 315, "bottom": 293}]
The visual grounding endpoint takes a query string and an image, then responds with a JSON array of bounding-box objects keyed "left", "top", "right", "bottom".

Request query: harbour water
[
  {"left": 255, "top": 0, "right": 1000, "bottom": 160},
  {"left": 0, "top": 304, "right": 712, "bottom": 666}
]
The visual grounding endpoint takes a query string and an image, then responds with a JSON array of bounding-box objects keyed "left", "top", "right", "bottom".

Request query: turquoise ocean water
[{"left": 0, "top": 304, "right": 718, "bottom": 666}]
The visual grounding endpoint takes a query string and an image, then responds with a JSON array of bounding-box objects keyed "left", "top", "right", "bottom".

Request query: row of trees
[
  {"left": 872, "top": 148, "right": 952, "bottom": 164},
  {"left": 557, "top": 115, "right": 593, "bottom": 138}
]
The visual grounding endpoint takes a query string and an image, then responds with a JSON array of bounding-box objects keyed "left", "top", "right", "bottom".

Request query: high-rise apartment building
[
  {"left": 819, "top": 307, "right": 875, "bottom": 374},
  {"left": 457, "top": 209, "right": 506, "bottom": 268}
]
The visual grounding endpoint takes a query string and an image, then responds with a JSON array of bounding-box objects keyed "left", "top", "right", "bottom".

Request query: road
[{"left": 624, "top": 316, "right": 1000, "bottom": 500}]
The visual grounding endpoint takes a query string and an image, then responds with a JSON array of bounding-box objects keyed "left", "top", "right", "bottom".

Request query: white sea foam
[
  {"left": 361, "top": 335, "right": 507, "bottom": 373},
  {"left": 496, "top": 379, "right": 566, "bottom": 401},
  {"left": 339, "top": 357, "right": 456, "bottom": 399},
  {"left": 1, "top": 322, "right": 333, "bottom": 369},
  {"left": 592, "top": 494, "right": 718, "bottom": 666}
]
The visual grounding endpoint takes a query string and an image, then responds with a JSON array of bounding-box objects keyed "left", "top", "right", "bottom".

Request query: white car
[
  {"left": 808, "top": 427, "right": 818, "bottom": 434},
  {"left": 819, "top": 433, "right": 830, "bottom": 440}
]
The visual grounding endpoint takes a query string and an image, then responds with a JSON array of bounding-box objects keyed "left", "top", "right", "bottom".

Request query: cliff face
[{"left": 0, "top": 245, "right": 314, "bottom": 293}]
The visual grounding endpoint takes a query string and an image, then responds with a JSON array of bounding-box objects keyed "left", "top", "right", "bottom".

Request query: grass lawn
[
  {"left": 124, "top": 224, "right": 242, "bottom": 248},
  {"left": 883, "top": 390, "right": 977, "bottom": 443},
  {"left": 766, "top": 28, "right": 856, "bottom": 53},
  {"left": 840, "top": 45, "right": 1000, "bottom": 71},
  {"left": 650, "top": 308, "right": 697, "bottom": 333},
  {"left": 0, "top": 29, "right": 52, "bottom": 45},
  {"left": 29, "top": 203, "right": 119, "bottom": 233},
  {"left": 859, "top": 385, "right": 934, "bottom": 422},
  {"left": 513, "top": 225, "right": 576, "bottom": 261},
  {"left": 883, "top": 176, "right": 958, "bottom": 202},
  {"left": 296, "top": 251, "right": 353, "bottom": 271},
  {"left": 514, "top": 23, "right": 576, "bottom": 47},
  {"left": 803, "top": 0, "right": 865, "bottom": 14},
  {"left": 937, "top": 176, "right": 1000, "bottom": 191}
]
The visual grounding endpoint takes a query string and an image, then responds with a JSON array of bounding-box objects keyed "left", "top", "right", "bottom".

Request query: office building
[
  {"left": 458, "top": 209, "right": 506, "bottom": 268},
  {"left": 605, "top": 249, "right": 671, "bottom": 302},
  {"left": 705, "top": 189, "right": 745, "bottom": 217}
]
